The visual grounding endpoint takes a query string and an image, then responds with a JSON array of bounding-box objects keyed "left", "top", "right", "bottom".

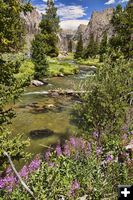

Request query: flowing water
[{"left": 10, "top": 64, "right": 95, "bottom": 158}]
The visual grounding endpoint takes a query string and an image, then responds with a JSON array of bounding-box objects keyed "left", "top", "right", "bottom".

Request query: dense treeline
[{"left": 0, "top": 0, "right": 32, "bottom": 168}]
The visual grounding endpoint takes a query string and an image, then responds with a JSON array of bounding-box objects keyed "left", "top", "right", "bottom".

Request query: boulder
[
  {"left": 46, "top": 104, "right": 55, "bottom": 108},
  {"left": 59, "top": 73, "right": 64, "bottom": 77},
  {"left": 31, "top": 80, "right": 44, "bottom": 87}
]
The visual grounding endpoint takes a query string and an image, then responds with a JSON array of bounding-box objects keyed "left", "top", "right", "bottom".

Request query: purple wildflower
[
  {"left": 70, "top": 180, "right": 80, "bottom": 196},
  {"left": 28, "top": 158, "right": 41, "bottom": 173},
  {"left": 106, "top": 154, "right": 113, "bottom": 162},
  {"left": 0, "top": 179, "right": 5, "bottom": 189},
  {"left": 96, "top": 147, "right": 102, "bottom": 156},
  {"left": 48, "top": 162, "right": 54, "bottom": 167},
  {"left": 70, "top": 137, "right": 77, "bottom": 148},
  {"left": 79, "top": 139, "right": 85, "bottom": 150},
  {"left": 6, "top": 167, "right": 12, "bottom": 175},
  {"left": 56, "top": 144, "right": 62, "bottom": 156},
  {"left": 93, "top": 131, "right": 99, "bottom": 138},
  {"left": 5, "top": 185, "right": 13, "bottom": 192},
  {"left": 63, "top": 144, "right": 71, "bottom": 157},
  {"left": 122, "top": 134, "right": 128, "bottom": 140},
  {"left": 128, "top": 131, "right": 133, "bottom": 135},
  {"left": 122, "top": 127, "right": 128, "bottom": 131},
  {"left": 85, "top": 142, "right": 92, "bottom": 155},
  {"left": 3, "top": 175, "right": 17, "bottom": 192},
  {"left": 45, "top": 150, "right": 51, "bottom": 161},
  {"left": 19, "top": 165, "right": 29, "bottom": 180}
]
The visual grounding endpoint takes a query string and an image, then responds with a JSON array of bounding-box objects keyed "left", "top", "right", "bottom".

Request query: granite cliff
[
  {"left": 21, "top": 9, "right": 41, "bottom": 35},
  {"left": 22, "top": 8, "right": 115, "bottom": 52},
  {"left": 82, "top": 8, "right": 114, "bottom": 46}
]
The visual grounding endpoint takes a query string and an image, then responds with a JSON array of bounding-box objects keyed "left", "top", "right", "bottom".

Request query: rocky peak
[
  {"left": 59, "top": 29, "right": 76, "bottom": 52},
  {"left": 73, "top": 24, "right": 87, "bottom": 41},
  {"left": 21, "top": 9, "right": 41, "bottom": 35},
  {"left": 83, "top": 8, "right": 114, "bottom": 45}
]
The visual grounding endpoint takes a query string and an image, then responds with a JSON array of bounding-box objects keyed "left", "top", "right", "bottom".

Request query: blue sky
[{"left": 31, "top": 0, "right": 129, "bottom": 30}]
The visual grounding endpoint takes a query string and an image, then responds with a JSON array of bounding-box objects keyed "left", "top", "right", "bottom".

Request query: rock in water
[{"left": 31, "top": 80, "right": 44, "bottom": 87}]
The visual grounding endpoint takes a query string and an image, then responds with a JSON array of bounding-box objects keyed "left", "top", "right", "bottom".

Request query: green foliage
[
  {"left": 110, "top": 3, "right": 133, "bottom": 59},
  {"left": 76, "top": 58, "right": 102, "bottom": 67},
  {"left": 31, "top": 34, "right": 48, "bottom": 79},
  {"left": 39, "top": 0, "right": 60, "bottom": 57},
  {"left": 15, "top": 59, "right": 35, "bottom": 85},
  {"left": 58, "top": 53, "right": 74, "bottom": 61},
  {"left": 74, "top": 34, "right": 83, "bottom": 59},
  {"left": 72, "top": 56, "right": 133, "bottom": 142},
  {"left": 0, "top": 0, "right": 32, "bottom": 53},
  {"left": 0, "top": 58, "right": 31, "bottom": 167},
  {"left": 0, "top": 0, "right": 32, "bottom": 168},
  {"left": 99, "top": 32, "right": 108, "bottom": 62},
  {"left": 4, "top": 137, "right": 133, "bottom": 199},
  {"left": 45, "top": 58, "right": 79, "bottom": 77},
  {"left": 0, "top": 130, "right": 30, "bottom": 169},
  {"left": 68, "top": 39, "right": 73, "bottom": 53},
  {"left": 83, "top": 34, "right": 99, "bottom": 59}
]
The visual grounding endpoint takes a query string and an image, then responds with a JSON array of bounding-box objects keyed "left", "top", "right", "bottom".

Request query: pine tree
[
  {"left": 74, "top": 34, "right": 83, "bottom": 59},
  {"left": 99, "top": 32, "right": 108, "bottom": 62},
  {"left": 83, "top": 34, "right": 98, "bottom": 59},
  {"left": 31, "top": 34, "right": 48, "bottom": 79},
  {"left": 0, "top": 0, "right": 32, "bottom": 168},
  {"left": 0, "top": 0, "right": 32, "bottom": 53},
  {"left": 72, "top": 57, "right": 132, "bottom": 143},
  {"left": 93, "top": 37, "right": 99, "bottom": 57},
  {"left": 68, "top": 39, "right": 73, "bottom": 53},
  {"left": 39, "top": 0, "right": 60, "bottom": 57},
  {"left": 110, "top": 3, "right": 133, "bottom": 59}
]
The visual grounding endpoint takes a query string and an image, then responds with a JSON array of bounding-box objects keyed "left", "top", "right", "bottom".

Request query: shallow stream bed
[{"left": 10, "top": 64, "right": 95, "bottom": 157}]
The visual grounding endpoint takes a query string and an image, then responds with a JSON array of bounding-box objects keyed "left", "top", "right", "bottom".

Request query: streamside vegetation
[{"left": 0, "top": 0, "right": 32, "bottom": 169}]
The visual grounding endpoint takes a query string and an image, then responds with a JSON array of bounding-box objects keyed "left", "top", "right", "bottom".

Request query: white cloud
[
  {"left": 57, "top": 4, "right": 86, "bottom": 20},
  {"left": 105, "top": 0, "right": 115, "bottom": 5},
  {"left": 35, "top": 2, "right": 86, "bottom": 20},
  {"left": 60, "top": 20, "right": 88, "bottom": 30},
  {"left": 120, "top": 0, "right": 129, "bottom": 3}
]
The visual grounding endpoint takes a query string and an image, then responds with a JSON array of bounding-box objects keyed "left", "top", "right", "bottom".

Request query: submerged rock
[{"left": 29, "top": 129, "right": 54, "bottom": 139}]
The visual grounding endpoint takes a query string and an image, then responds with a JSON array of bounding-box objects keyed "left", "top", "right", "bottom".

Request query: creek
[{"left": 10, "top": 63, "right": 95, "bottom": 158}]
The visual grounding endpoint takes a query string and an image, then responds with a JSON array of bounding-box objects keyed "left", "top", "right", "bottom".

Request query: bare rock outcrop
[
  {"left": 83, "top": 8, "right": 114, "bottom": 46},
  {"left": 21, "top": 9, "right": 41, "bottom": 35},
  {"left": 73, "top": 24, "right": 87, "bottom": 41}
]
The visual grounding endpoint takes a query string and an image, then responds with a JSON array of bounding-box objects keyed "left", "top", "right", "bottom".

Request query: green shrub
[{"left": 15, "top": 60, "right": 35, "bottom": 85}]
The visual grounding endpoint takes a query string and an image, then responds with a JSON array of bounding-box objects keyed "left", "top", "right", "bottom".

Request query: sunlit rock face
[
  {"left": 21, "top": 8, "right": 114, "bottom": 52},
  {"left": 21, "top": 9, "right": 41, "bottom": 49},
  {"left": 21, "top": 9, "right": 41, "bottom": 35},
  {"left": 73, "top": 24, "right": 87, "bottom": 41},
  {"left": 58, "top": 29, "right": 76, "bottom": 52},
  {"left": 82, "top": 8, "right": 114, "bottom": 46}
]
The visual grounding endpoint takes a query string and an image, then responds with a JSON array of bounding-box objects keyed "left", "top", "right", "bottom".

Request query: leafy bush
[
  {"left": 15, "top": 60, "right": 35, "bottom": 86},
  {"left": 72, "top": 56, "right": 133, "bottom": 143}
]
